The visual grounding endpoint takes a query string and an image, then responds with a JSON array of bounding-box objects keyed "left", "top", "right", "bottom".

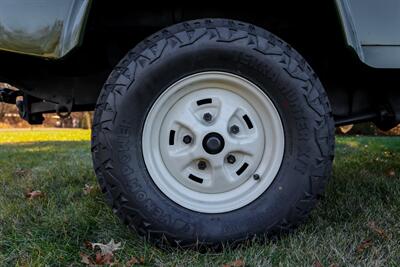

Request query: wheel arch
[
  {"left": 335, "top": 0, "right": 400, "bottom": 69},
  {"left": 2, "top": 3, "right": 400, "bottom": 128}
]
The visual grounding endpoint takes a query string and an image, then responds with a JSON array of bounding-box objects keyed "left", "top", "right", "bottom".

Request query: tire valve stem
[{"left": 253, "top": 174, "right": 260, "bottom": 181}]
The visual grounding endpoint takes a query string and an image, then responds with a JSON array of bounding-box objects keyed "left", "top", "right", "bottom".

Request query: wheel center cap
[{"left": 202, "top": 132, "right": 225, "bottom": 155}]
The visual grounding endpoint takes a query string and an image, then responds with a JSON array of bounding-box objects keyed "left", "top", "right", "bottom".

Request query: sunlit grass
[
  {"left": 0, "top": 128, "right": 90, "bottom": 143},
  {"left": 0, "top": 130, "right": 400, "bottom": 266}
]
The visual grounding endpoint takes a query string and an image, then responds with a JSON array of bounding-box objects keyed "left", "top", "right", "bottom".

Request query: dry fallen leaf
[
  {"left": 80, "top": 253, "right": 94, "bottom": 265},
  {"left": 92, "top": 239, "right": 122, "bottom": 255},
  {"left": 387, "top": 169, "right": 396, "bottom": 177},
  {"left": 313, "top": 260, "right": 323, "bottom": 267},
  {"left": 95, "top": 252, "right": 114, "bottom": 265},
  {"left": 356, "top": 239, "right": 373, "bottom": 253},
  {"left": 126, "top": 257, "right": 139, "bottom": 266},
  {"left": 126, "top": 256, "right": 145, "bottom": 266},
  {"left": 81, "top": 240, "right": 119, "bottom": 266},
  {"left": 25, "top": 190, "right": 43, "bottom": 200},
  {"left": 83, "top": 184, "right": 95, "bottom": 195},
  {"left": 368, "top": 221, "right": 388, "bottom": 239},
  {"left": 14, "top": 168, "right": 30, "bottom": 177},
  {"left": 84, "top": 240, "right": 93, "bottom": 249},
  {"left": 222, "top": 259, "right": 245, "bottom": 267}
]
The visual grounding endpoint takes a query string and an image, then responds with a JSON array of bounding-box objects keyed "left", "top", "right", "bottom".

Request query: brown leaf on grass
[
  {"left": 95, "top": 252, "right": 114, "bottom": 265},
  {"left": 387, "top": 169, "right": 396, "bottom": 177},
  {"left": 356, "top": 239, "right": 373, "bottom": 253},
  {"left": 126, "top": 256, "right": 145, "bottom": 266},
  {"left": 83, "top": 184, "right": 95, "bottom": 195},
  {"left": 92, "top": 239, "right": 122, "bottom": 255},
  {"left": 80, "top": 253, "right": 94, "bottom": 265},
  {"left": 368, "top": 221, "right": 388, "bottom": 239},
  {"left": 25, "top": 190, "right": 43, "bottom": 200},
  {"left": 222, "top": 259, "right": 245, "bottom": 267},
  {"left": 126, "top": 257, "right": 139, "bottom": 266},
  {"left": 313, "top": 260, "right": 323, "bottom": 267},
  {"left": 84, "top": 240, "right": 93, "bottom": 249},
  {"left": 14, "top": 168, "right": 30, "bottom": 177},
  {"left": 81, "top": 240, "right": 118, "bottom": 266}
]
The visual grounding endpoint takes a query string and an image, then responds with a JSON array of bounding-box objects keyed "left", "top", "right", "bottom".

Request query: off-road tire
[{"left": 91, "top": 18, "right": 335, "bottom": 248}]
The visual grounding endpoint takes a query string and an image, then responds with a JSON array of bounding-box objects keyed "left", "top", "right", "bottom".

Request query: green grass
[
  {"left": 0, "top": 128, "right": 90, "bottom": 143},
  {"left": 1, "top": 130, "right": 400, "bottom": 266}
]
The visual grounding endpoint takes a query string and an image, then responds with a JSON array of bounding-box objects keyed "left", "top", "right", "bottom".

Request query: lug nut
[
  {"left": 230, "top": 125, "right": 240, "bottom": 134},
  {"left": 198, "top": 160, "right": 207, "bottom": 170},
  {"left": 183, "top": 135, "right": 192, "bottom": 144},
  {"left": 253, "top": 174, "right": 260, "bottom": 180},
  {"left": 203, "top": 112, "right": 212, "bottom": 122},
  {"left": 227, "top": 154, "right": 236, "bottom": 164}
]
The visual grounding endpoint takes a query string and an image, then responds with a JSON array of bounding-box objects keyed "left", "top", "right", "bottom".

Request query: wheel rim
[{"left": 142, "top": 72, "right": 284, "bottom": 213}]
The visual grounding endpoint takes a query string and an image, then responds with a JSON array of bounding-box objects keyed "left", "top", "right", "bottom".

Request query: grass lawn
[{"left": 0, "top": 129, "right": 400, "bottom": 266}]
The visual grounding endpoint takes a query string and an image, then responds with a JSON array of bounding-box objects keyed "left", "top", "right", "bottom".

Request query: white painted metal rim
[{"left": 142, "top": 71, "right": 284, "bottom": 213}]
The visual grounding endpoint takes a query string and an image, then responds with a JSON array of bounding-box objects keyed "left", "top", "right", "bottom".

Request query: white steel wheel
[{"left": 142, "top": 71, "right": 284, "bottom": 213}]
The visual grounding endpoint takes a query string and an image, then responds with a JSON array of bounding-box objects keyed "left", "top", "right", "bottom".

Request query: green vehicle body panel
[
  {"left": 0, "top": 0, "right": 90, "bottom": 59},
  {"left": 335, "top": 0, "right": 400, "bottom": 68},
  {"left": 0, "top": 0, "right": 399, "bottom": 68}
]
